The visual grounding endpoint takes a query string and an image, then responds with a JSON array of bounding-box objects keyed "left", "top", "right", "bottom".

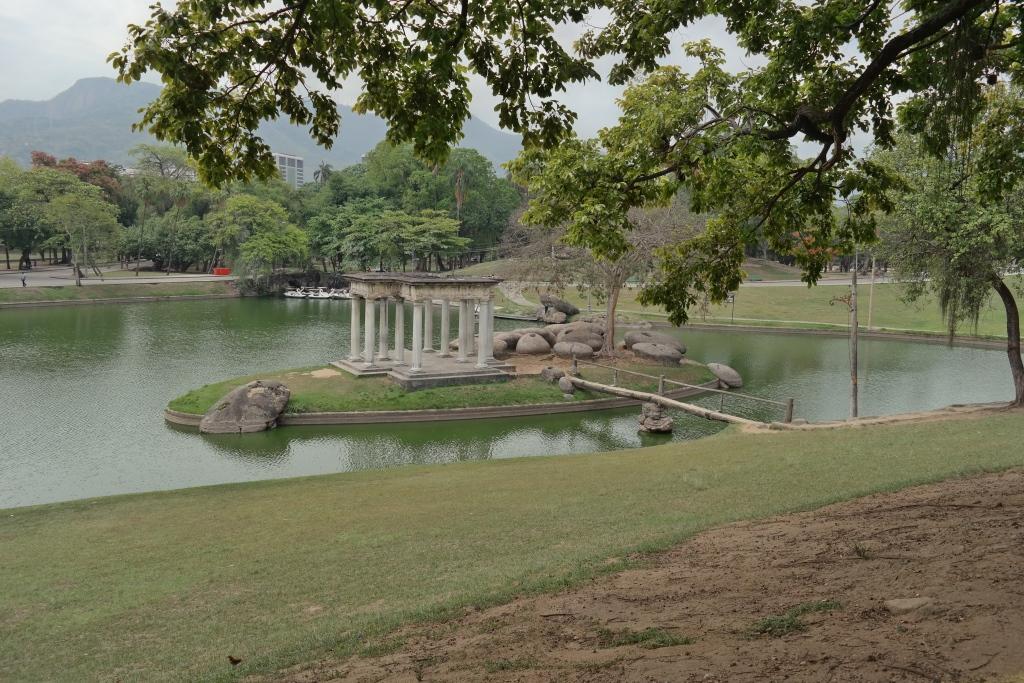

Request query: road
[
  {"left": 739, "top": 275, "right": 892, "bottom": 287},
  {"left": 0, "top": 264, "right": 889, "bottom": 289},
  {"left": 0, "top": 264, "right": 234, "bottom": 288}
]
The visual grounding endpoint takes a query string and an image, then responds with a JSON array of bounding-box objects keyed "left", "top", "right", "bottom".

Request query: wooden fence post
[{"left": 784, "top": 398, "right": 795, "bottom": 423}]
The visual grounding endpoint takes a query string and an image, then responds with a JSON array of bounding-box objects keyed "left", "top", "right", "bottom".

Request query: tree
[
  {"left": 128, "top": 144, "right": 195, "bottom": 181},
  {"left": 111, "top": 0, "right": 1021, "bottom": 309},
  {"left": 505, "top": 194, "right": 703, "bottom": 354},
  {"left": 0, "top": 166, "right": 99, "bottom": 270},
  {"left": 313, "top": 162, "right": 333, "bottom": 186},
  {"left": 237, "top": 224, "right": 309, "bottom": 282},
  {"left": 205, "top": 194, "right": 308, "bottom": 279},
  {"left": 875, "top": 86, "right": 1024, "bottom": 406},
  {"left": 46, "top": 189, "right": 121, "bottom": 285}
]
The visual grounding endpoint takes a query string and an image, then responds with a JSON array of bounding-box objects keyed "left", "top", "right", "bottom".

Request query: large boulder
[
  {"left": 543, "top": 323, "right": 569, "bottom": 337},
  {"left": 624, "top": 330, "right": 686, "bottom": 354},
  {"left": 515, "top": 332, "right": 552, "bottom": 355},
  {"left": 631, "top": 342, "right": 684, "bottom": 366},
  {"left": 557, "top": 375, "right": 576, "bottom": 394},
  {"left": 540, "top": 293, "right": 580, "bottom": 316},
  {"left": 707, "top": 362, "right": 743, "bottom": 388},
  {"left": 514, "top": 327, "right": 557, "bottom": 346},
  {"left": 563, "top": 320, "right": 606, "bottom": 336},
  {"left": 552, "top": 341, "right": 594, "bottom": 359},
  {"left": 199, "top": 380, "right": 291, "bottom": 434},
  {"left": 541, "top": 308, "right": 568, "bottom": 324},
  {"left": 492, "top": 338, "right": 509, "bottom": 358},
  {"left": 540, "top": 366, "right": 566, "bottom": 383},
  {"left": 638, "top": 401, "right": 673, "bottom": 433},
  {"left": 558, "top": 329, "right": 604, "bottom": 351},
  {"left": 494, "top": 331, "right": 522, "bottom": 347}
]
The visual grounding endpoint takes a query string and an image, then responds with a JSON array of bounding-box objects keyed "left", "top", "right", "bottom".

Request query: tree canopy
[
  {"left": 875, "top": 84, "right": 1024, "bottom": 404},
  {"left": 112, "top": 0, "right": 1021, "bottom": 182},
  {"left": 110, "top": 0, "right": 1022, "bottom": 317}
]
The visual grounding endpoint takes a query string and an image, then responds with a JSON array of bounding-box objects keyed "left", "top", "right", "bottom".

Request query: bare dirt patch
[
  {"left": 281, "top": 470, "right": 1024, "bottom": 682},
  {"left": 306, "top": 368, "right": 342, "bottom": 379}
]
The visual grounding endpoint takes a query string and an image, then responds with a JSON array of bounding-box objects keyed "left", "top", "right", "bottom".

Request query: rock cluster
[
  {"left": 495, "top": 315, "right": 693, "bottom": 369},
  {"left": 638, "top": 401, "right": 673, "bottom": 433},
  {"left": 199, "top": 380, "right": 291, "bottom": 434}
]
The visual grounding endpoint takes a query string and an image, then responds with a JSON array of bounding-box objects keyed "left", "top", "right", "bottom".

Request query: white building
[{"left": 273, "top": 152, "right": 304, "bottom": 188}]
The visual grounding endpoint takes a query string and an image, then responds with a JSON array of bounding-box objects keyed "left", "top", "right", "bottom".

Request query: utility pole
[
  {"left": 867, "top": 255, "right": 876, "bottom": 331},
  {"left": 850, "top": 249, "right": 859, "bottom": 419}
]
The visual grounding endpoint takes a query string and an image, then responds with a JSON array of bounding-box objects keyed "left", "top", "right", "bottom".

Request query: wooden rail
[
  {"left": 567, "top": 376, "right": 764, "bottom": 427},
  {"left": 572, "top": 357, "right": 795, "bottom": 423}
]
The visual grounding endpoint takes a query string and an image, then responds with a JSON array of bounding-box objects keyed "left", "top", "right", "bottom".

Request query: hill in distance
[{"left": 0, "top": 77, "right": 522, "bottom": 173}]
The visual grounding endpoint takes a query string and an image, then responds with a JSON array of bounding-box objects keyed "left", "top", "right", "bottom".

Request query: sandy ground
[{"left": 279, "top": 469, "right": 1024, "bottom": 682}]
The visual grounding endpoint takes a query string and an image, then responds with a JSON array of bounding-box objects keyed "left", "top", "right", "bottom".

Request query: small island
[
  {"left": 167, "top": 274, "right": 721, "bottom": 431},
  {"left": 166, "top": 358, "right": 717, "bottom": 428}
]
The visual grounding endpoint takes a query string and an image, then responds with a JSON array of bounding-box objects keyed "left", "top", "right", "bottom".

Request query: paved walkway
[{"left": 0, "top": 265, "right": 234, "bottom": 288}]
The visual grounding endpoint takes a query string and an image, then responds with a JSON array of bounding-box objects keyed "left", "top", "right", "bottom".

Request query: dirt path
[{"left": 282, "top": 470, "right": 1024, "bottom": 682}]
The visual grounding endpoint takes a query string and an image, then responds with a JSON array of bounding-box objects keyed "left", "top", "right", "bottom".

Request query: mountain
[{"left": 0, "top": 77, "right": 522, "bottom": 172}]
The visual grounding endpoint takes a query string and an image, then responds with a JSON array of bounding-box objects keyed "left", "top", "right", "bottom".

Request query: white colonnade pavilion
[{"left": 334, "top": 273, "right": 510, "bottom": 389}]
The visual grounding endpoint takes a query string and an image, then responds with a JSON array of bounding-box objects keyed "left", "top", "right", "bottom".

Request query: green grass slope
[{"left": 2, "top": 412, "right": 1022, "bottom": 681}]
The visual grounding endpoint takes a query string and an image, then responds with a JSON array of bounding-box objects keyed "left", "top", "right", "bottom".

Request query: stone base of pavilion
[
  {"left": 334, "top": 272, "right": 515, "bottom": 390},
  {"left": 388, "top": 356, "right": 514, "bottom": 390},
  {"left": 330, "top": 354, "right": 514, "bottom": 388}
]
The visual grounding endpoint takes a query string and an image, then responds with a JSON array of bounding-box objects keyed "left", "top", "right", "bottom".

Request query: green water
[{"left": 0, "top": 298, "right": 1014, "bottom": 508}]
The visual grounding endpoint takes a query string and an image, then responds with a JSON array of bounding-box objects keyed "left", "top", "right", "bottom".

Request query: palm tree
[{"left": 313, "top": 162, "right": 333, "bottom": 186}]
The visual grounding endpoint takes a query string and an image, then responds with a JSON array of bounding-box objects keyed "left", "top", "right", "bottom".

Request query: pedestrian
[{"left": 20, "top": 272, "right": 27, "bottom": 287}]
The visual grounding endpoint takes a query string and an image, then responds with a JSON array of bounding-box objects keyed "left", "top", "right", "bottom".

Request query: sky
[{"left": 0, "top": 1, "right": 760, "bottom": 140}]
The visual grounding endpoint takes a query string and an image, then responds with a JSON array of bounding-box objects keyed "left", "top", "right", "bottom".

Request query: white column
[
  {"left": 476, "top": 299, "right": 488, "bottom": 368},
  {"left": 439, "top": 300, "right": 451, "bottom": 357},
  {"left": 411, "top": 301, "right": 424, "bottom": 372},
  {"left": 456, "top": 299, "right": 469, "bottom": 363},
  {"left": 394, "top": 299, "right": 405, "bottom": 365},
  {"left": 348, "top": 296, "right": 361, "bottom": 361},
  {"left": 468, "top": 299, "right": 477, "bottom": 354},
  {"left": 423, "top": 299, "right": 434, "bottom": 353},
  {"left": 483, "top": 299, "right": 495, "bottom": 363},
  {"left": 363, "top": 297, "right": 376, "bottom": 367},
  {"left": 378, "top": 298, "right": 389, "bottom": 359}
]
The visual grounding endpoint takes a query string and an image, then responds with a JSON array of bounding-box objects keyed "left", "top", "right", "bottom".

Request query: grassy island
[{"left": 167, "top": 360, "right": 717, "bottom": 416}]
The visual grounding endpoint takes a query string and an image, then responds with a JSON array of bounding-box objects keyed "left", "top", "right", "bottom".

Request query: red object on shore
[{"left": 213, "top": 267, "right": 232, "bottom": 276}]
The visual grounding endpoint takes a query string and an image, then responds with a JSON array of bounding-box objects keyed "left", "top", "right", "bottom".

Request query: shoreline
[
  {"left": 0, "top": 292, "right": 240, "bottom": 309},
  {"left": 669, "top": 320, "right": 1011, "bottom": 350},
  {"left": 164, "top": 380, "right": 721, "bottom": 428}
]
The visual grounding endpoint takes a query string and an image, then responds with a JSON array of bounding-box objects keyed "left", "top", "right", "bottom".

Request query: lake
[{"left": 0, "top": 298, "right": 1013, "bottom": 508}]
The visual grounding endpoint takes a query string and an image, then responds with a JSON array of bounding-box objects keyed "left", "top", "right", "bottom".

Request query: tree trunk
[
  {"left": 992, "top": 277, "right": 1024, "bottom": 406},
  {"left": 79, "top": 225, "right": 90, "bottom": 284},
  {"left": 601, "top": 284, "right": 621, "bottom": 357},
  {"left": 71, "top": 246, "right": 81, "bottom": 287},
  {"left": 4, "top": 245, "right": 9, "bottom": 270}
]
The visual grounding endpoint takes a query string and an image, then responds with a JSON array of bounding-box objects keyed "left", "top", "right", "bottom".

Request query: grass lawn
[
  {"left": 532, "top": 281, "right": 1013, "bottom": 339},
  {"left": 2, "top": 412, "right": 1023, "bottom": 681},
  {"left": 0, "top": 281, "right": 237, "bottom": 304},
  {"left": 167, "top": 361, "right": 715, "bottom": 415}
]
